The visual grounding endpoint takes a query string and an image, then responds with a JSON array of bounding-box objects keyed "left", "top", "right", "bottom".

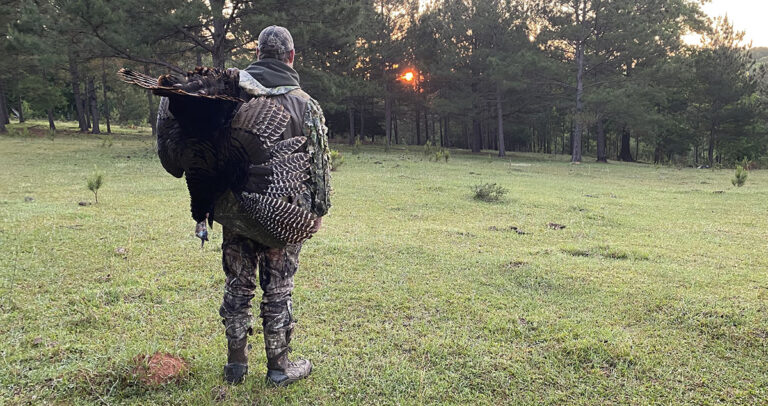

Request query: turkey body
[
  {"left": 157, "top": 95, "right": 239, "bottom": 226},
  {"left": 119, "top": 67, "right": 316, "bottom": 246}
]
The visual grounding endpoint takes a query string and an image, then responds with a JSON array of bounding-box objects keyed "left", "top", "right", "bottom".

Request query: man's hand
[{"left": 310, "top": 216, "right": 323, "bottom": 233}]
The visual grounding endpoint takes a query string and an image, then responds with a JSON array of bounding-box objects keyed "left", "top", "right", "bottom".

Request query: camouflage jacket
[
  {"left": 238, "top": 69, "right": 332, "bottom": 217},
  {"left": 210, "top": 67, "right": 331, "bottom": 246}
]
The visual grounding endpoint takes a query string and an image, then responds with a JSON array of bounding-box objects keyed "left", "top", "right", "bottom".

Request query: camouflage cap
[{"left": 258, "top": 25, "right": 294, "bottom": 59}]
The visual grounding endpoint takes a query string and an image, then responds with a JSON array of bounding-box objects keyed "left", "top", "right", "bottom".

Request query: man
[{"left": 218, "top": 25, "right": 331, "bottom": 386}]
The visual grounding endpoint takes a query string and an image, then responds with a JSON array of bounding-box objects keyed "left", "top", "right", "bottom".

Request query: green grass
[{"left": 1, "top": 125, "right": 767, "bottom": 404}]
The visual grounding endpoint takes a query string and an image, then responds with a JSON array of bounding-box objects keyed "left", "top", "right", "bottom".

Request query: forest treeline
[{"left": 1, "top": 0, "right": 766, "bottom": 166}]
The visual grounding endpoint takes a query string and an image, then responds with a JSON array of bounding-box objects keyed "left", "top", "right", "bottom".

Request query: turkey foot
[{"left": 195, "top": 213, "right": 210, "bottom": 247}]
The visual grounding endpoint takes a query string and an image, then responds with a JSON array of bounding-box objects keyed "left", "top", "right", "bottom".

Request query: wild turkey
[{"left": 118, "top": 67, "right": 317, "bottom": 247}]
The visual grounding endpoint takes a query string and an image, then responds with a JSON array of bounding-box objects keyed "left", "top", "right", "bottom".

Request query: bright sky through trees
[{"left": 703, "top": 0, "right": 768, "bottom": 47}]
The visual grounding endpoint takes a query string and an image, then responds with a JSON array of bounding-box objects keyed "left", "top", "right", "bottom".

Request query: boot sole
[{"left": 265, "top": 364, "right": 313, "bottom": 387}]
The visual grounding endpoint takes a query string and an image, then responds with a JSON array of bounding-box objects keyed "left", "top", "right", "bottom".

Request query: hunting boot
[
  {"left": 223, "top": 337, "right": 249, "bottom": 384},
  {"left": 264, "top": 325, "right": 312, "bottom": 387}
]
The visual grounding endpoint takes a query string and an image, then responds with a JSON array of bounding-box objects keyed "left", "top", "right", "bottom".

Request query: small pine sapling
[
  {"left": 430, "top": 148, "right": 450, "bottom": 162},
  {"left": 87, "top": 171, "right": 104, "bottom": 203},
  {"left": 330, "top": 149, "right": 344, "bottom": 171},
  {"left": 423, "top": 140, "right": 433, "bottom": 156},
  {"left": 472, "top": 183, "right": 508, "bottom": 202},
  {"left": 732, "top": 164, "right": 748, "bottom": 187},
  {"left": 99, "top": 135, "right": 113, "bottom": 148}
]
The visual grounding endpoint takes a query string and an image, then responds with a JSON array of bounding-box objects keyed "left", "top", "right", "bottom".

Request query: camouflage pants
[{"left": 219, "top": 227, "right": 302, "bottom": 359}]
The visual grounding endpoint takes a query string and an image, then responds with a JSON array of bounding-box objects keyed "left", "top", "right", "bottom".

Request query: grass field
[{"left": 1, "top": 123, "right": 767, "bottom": 405}]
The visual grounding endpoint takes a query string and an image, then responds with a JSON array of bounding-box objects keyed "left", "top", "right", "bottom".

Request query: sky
[{"left": 702, "top": 0, "right": 768, "bottom": 47}]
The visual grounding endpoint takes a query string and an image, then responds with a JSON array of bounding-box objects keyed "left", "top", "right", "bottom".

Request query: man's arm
[{"left": 302, "top": 98, "right": 332, "bottom": 218}]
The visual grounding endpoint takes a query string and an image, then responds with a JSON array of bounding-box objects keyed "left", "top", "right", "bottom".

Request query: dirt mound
[{"left": 132, "top": 352, "right": 189, "bottom": 386}]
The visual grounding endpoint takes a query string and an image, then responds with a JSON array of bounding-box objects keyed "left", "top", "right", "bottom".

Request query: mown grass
[{"left": 1, "top": 123, "right": 767, "bottom": 405}]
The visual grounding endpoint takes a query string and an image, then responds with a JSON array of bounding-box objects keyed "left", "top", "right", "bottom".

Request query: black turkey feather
[{"left": 117, "top": 67, "right": 318, "bottom": 247}]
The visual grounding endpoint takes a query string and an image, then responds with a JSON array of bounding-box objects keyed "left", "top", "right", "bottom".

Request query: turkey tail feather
[
  {"left": 117, "top": 68, "right": 158, "bottom": 88},
  {"left": 238, "top": 193, "right": 316, "bottom": 244},
  {"left": 117, "top": 68, "right": 244, "bottom": 102},
  {"left": 265, "top": 153, "right": 311, "bottom": 173},
  {"left": 269, "top": 137, "right": 307, "bottom": 161},
  {"left": 231, "top": 97, "right": 290, "bottom": 149}
]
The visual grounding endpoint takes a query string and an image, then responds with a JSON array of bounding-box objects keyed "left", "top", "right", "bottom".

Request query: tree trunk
[
  {"left": 618, "top": 126, "right": 633, "bottom": 162},
  {"left": 708, "top": 126, "right": 716, "bottom": 166},
  {"left": 359, "top": 106, "right": 365, "bottom": 141},
  {"left": 431, "top": 112, "right": 436, "bottom": 145},
  {"left": 144, "top": 65, "right": 157, "bottom": 136},
  {"left": 463, "top": 122, "right": 469, "bottom": 149},
  {"left": 393, "top": 112, "right": 399, "bottom": 144},
  {"left": 596, "top": 118, "right": 607, "bottom": 162},
  {"left": 210, "top": 0, "right": 227, "bottom": 69},
  {"left": 444, "top": 117, "right": 450, "bottom": 148},
  {"left": 635, "top": 135, "right": 639, "bottom": 161},
  {"left": 68, "top": 53, "right": 88, "bottom": 132},
  {"left": 496, "top": 88, "right": 505, "bottom": 157},
  {"left": 88, "top": 77, "right": 100, "bottom": 134},
  {"left": 0, "top": 81, "right": 6, "bottom": 133},
  {"left": 102, "top": 59, "right": 111, "bottom": 134},
  {"left": 385, "top": 96, "right": 392, "bottom": 151},
  {"left": 17, "top": 95, "right": 24, "bottom": 123},
  {"left": 347, "top": 106, "right": 355, "bottom": 145},
  {"left": 694, "top": 143, "right": 699, "bottom": 166},
  {"left": 438, "top": 116, "right": 444, "bottom": 147},
  {"left": 415, "top": 108, "right": 421, "bottom": 145},
  {"left": 83, "top": 83, "right": 91, "bottom": 130},
  {"left": 562, "top": 121, "right": 567, "bottom": 154},
  {"left": 572, "top": 41, "right": 585, "bottom": 163},
  {"left": 47, "top": 108, "right": 56, "bottom": 130},
  {"left": 472, "top": 118, "right": 482, "bottom": 153}
]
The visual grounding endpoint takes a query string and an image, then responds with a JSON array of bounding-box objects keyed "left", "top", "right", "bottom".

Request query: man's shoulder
[
  {"left": 286, "top": 88, "right": 311, "bottom": 102},
  {"left": 283, "top": 89, "right": 325, "bottom": 121}
]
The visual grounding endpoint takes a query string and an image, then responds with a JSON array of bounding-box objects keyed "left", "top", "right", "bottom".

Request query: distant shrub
[
  {"left": 739, "top": 157, "right": 753, "bottom": 170},
  {"left": 429, "top": 148, "right": 451, "bottom": 162},
  {"left": 87, "top": 170, "right": 104, "bottom": 203},
  {"left": 423, "top": 140, "right": 433, "bottom": 156},
  {"left": 9, "top": 127, "right": 30, "bottom": 138},
  {"left": 732, "top": 162, "right": 748, "bottom": 188},
  {"left": 329, "top": 149, "right": 344, "bottom": 171},
  {"left": 99, "top": 135, "right": 113, "bottom": 148},
  {"left": 472, "top": 183, "right": 507, "bottom": 202},
  {"left": 754, "top": 157, "right": 768, "bottom": 170}
]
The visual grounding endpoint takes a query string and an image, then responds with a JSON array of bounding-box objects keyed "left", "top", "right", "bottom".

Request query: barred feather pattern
[
  {"left": 265, "top": 183, "right": 307, "bottom": 199},
  {"left": 264, "top": 153, "right": 311, "bottom": 173},
  {"left": 245, "top": 170, "right": 308, "bottom": 195},
  {"left": 238, "top": 192, "right": 316, "bottom": 244},
  {"left": 227, "top": 93, "right": 315, "bottom": 244},
  {"left": 271, "top": 171, "right": 310, "bottom": 185},
  {"left": 269, "top": 137, "right": 307, "bottom": 162},
  {"left": 230, "top": 97, "right": 290, "bottom": 149},
  {"left": 243, "top": 138, "right": 310, "bottom": 195}
]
